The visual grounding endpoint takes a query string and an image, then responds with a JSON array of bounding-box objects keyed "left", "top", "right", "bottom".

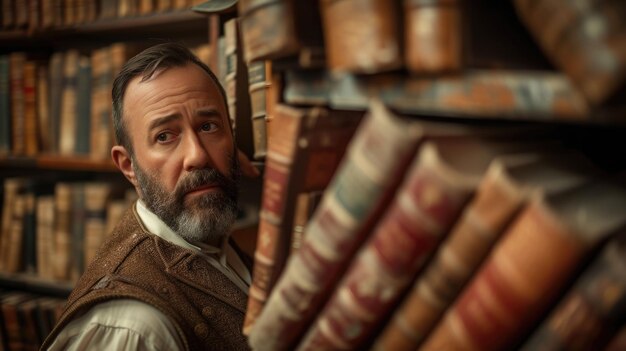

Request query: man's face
[{"left": 123, "top": 63, "right": 238, "bottom": 245}]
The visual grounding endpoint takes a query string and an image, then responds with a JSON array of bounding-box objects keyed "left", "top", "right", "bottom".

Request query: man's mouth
[{"left": 185, "top": 184, "right": 221, "bottom": 198}]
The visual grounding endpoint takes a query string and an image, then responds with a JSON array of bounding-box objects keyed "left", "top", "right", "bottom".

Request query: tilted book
[
  {"left": 420, "top": 180, "right": 626, "bottom": 351},
  {"left": 373, "top": 153, "right": 591, "bottom": 350},
  {"left": 243, "top": 105, "right": 363, "bottom": 334}
]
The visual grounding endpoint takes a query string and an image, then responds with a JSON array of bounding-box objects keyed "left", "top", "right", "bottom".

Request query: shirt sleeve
[{"left": 46, "top": 299, "right": 185, "bottom": 351}]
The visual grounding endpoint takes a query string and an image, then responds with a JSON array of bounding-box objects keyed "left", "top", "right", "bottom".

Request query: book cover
[
  {"left": 247, "top": 100, "right": 448, "bottom": 351},
  {"left": 320, "top": 0, "right": 402, "bottom": 73},
  {"left": 521, "top": 233, "right": 626, "bottom": 351},
  {"left": 420, "top": 180, "right": 626, "bottom": 351},
  {"left": 296, "top": 137, "right": 521, "bottom": 350},
  {"left": 10, "top": 52, "right": 26, "bottom": 156},
  {"left": 247, "top": 61, "right": 268, "bottom": 160},
  {"left": 75, "top": 55, "right": 92, "bottom": 155},
  {"left": 59, "top": 50, "right": 79, "bottom": 156},
  {"left": 243, "top": 105, "right": 363, "bottom": 334},
  {"left": 23, "top": 60, "right": 39, "bottom": 157},
  {"left": 0, "top": 55, "right": 10, "bottom": 155},
  {"left": 404, "top": 0, "right": 462, "bottom": 73},
  {"left": 373, "top": 153, "right": 591, "bottom": 350}
]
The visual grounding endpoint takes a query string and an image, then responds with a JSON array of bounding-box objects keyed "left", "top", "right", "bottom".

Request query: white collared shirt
[{"left": 47, "top": 201, "right": 251, "bottom": 351}]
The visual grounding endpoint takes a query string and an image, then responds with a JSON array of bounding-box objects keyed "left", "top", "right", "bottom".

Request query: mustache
[{"left": 173, "top": 168, "right": 236, "bottom": 201}]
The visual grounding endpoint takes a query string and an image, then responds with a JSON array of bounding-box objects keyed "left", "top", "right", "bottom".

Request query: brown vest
[{"left": 41, "top": 203, "right": 251, "bottom": 350}]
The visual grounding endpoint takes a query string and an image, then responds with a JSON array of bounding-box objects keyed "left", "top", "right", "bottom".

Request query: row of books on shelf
[
  {"left": 232, "top": 0, "right": 625, "bottom": 119},
  {"left": 242, "top": 100, "right": 626, "bottom": 350},
  {"left": 0, "top": 290, "right": 65, "bottom": 351},
  {"left": 0, "top": 42, "right": 210, "bottom": 160},
  {"left": 1, "top": 0, "right": 205, "bottom": 31},
  {"left": 0, "top": 178, "right": 137, "bottom": 283}
]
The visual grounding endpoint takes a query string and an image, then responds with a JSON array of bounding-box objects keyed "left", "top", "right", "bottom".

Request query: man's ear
[{"left": 111, "top": 145, "right": 138, "bottom": 188}]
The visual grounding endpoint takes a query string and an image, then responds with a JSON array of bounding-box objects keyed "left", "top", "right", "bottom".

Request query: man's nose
[{"left": 182, "top": 133, "right": 212, "bottom": 171}]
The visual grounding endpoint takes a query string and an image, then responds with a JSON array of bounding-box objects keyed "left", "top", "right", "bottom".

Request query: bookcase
[
  {"left": 228, "top": 0, "right": 626, "bottom": 350},
  {"left": 0, "top": 2, "right": 226, "bottom": 350}
]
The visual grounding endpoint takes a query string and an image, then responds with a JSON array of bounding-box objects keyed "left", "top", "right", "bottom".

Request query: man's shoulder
[{"left": 47, "top": 299, "right": 185, "bottom": 351}]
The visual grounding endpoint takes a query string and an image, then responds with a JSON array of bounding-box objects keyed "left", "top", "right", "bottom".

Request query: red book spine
[
  {"left": 421, "top": 199, "right": 586, "bottom": 351},
  {"left": 297, "top": 143, "right": 475, "bottom": 350}
]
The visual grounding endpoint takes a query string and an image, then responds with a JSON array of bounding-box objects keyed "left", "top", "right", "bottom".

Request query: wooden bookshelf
[
  {"left": 0, "top": 155, "right": 117, "bottom": 172},
  {"left": 0, "top": 9, "right": 209, "bottom": 50},
  {"left": 0, "top": 273, "right": 73, "bottom": 298}
]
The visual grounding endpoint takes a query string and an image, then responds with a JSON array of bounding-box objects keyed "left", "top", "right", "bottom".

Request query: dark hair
[{"left": 112, "top": 42, "right": 228, "bottom": 154}]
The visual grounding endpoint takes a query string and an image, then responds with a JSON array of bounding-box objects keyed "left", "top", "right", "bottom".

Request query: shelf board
[
  {"left": 0, "top": 10, "right": 208, "bottom": 48},
  {"left": 0, "top": 155, "right": 117, "bottom": 172},
  {"left": 0, "top": 272, "right": 73, "bottom": 297}
]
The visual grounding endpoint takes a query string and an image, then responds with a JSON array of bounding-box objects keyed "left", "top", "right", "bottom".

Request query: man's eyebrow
[
  {"left": 195, "top": 107, "right": 221, "bottom": 117},
  {"left": 148, "top": 114, "right": 181, "bottom": 131}
]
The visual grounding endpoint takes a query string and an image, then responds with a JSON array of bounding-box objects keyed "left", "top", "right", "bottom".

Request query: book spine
[
  {"left": 514, "top": 0, "right": 626, "bottom": 105},
  {"left": 248, "top": 100, "right": 425, "bottom": 351},
  {"left": 320, "top": 0, "right": 402, "bottom": 73},
  {"left": 247, "top": 61, "right": 268, "bottom": 160},
  {"left": 48, "top": 52, "right": 64, "bottom": 154},
  {"left": 10, "top": 52, "right": 26, "bottom": 156},
  {"left": 37, "top": 64, "right": 50, "bottom": 153},
  {"left": 75, "top": 56, "right": 91, "bottom": 155},
  {"left": 0, "top": 55, "right": 11, "bottom": 154},
  {"left": 53, "top": 183, "right": 73, "bottom": 281},
  {"left": 224, "top": 18, "right": 238, "bottom": 132},
  {"left": 243, "top": 105, "right": 307, "bottom": 334},
  {"left": 23, "top": 61, "right": 39, "bottom": 157},
  {"left": 6, "top": 195, "right": 25, "bottom": 273},
  {"left": 419, "top": 199, "right": 588, "bottom": 351},
  {"left": 237, "top": 0, "right": 300, "bottom": 63},
  {"left": 404, "top": 0, "right": 462, "bottom": 74},
  {"left": 521, "top": 236, "right": 626, "bottom": 351},
  {"left": 290, "top": 191, "right": 322, "bottom": 254},
  {"left": 297, "top": 142, "right": 478, "bottom": 350},
  {"left": 373, "top": 161, "right": 527, "bottom": 350},
  {"left": 59, "top": 50, "right": 79, "bottom": 156}
]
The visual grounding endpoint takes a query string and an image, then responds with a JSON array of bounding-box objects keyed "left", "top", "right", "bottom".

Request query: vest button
[
  {"left": 202, "top": 306, "right": 212, "bottom": 318},
  {"left": 194, "top": 323, "right": 209, "bottom": 339},
  {"left": 160, "top": 287, "right": 169, "bottom": 295}
]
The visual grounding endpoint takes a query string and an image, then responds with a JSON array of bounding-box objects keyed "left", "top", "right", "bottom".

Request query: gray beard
[{"left": 133, "top": 156, "right": 240, "bottom": 245}]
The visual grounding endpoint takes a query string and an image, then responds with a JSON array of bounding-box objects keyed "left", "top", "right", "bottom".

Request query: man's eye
[
  {"left": 156, "top": 132, "right": 171, "bottom": 142},
  {"left": 201, "top": 122, "right": 218, "bottom": 132}
]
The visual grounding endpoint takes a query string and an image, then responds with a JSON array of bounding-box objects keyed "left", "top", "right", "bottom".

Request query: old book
[
  {"left": 75, "top": 55, "right": 91, "bottom": 155},
  {"left": 420, "top": 180, "right": 626, "bottom": 351},
  {"left": 2, "top": 0, "right": 14, "bottom": 28},
  {"left": 59, "top": 49, "right": 79, "bottom": 156},
  {"left": 290, "top": 191, "right": 322, "bottom": 254},
  {"left": 48, "top": 51, "right": 64, "bottom": 154},
  {"left": 0, "top": 55, "right": 10, "bottom": 155},
  {"left": 237, "top": 0, "right": 324, "bottom": 66},
  {"left": 10, "top": 52, "right": 26, "bottom": 156},
  {"left": 5, "top": 194, "right": 25, "bottom": 273},
  {"left": 265, "top": 61, "right": 280, "bottom": 146},
  {"left": 36, "top": 64, "right": 51, "bottom": 154},
  {"left": 99, "top": 0, "right": 118, "bottom": 18},
  {"left": 64, "top": 0, "right": 75, "bottom": 25},
  {"left": 23, "top": 60, "right": 39, "bottom": 156},
  {"left": 53, "top": 182, "right": 73, "bottom": 281},
  {"left": 521, "top": 233, "right": 626, "bottom": 351},
  {"left": 139, "top": 0, "right": 153, "bottom": 14},
  {"left": 297, "top": 138, "right": 546, "bottom": 350},
  {"left": 247, "top": 61, "right": 269, "bottom": 160},
  {"left": 320, "top": 0, "right": 402, "bottom": 73},
  {"left": 247, "top": 100, "right": 459, "bottom": 350},
  {"left": 1, "top": 293, "right": 33, "bottom": 351},
  {"left": 243, "top": 105, "right": 363, "bottom": 335},
  {"left": 36, "top": 196, "right": 56, "bottom": 279},
  {"left": 40, "top": 0, "right": 54, "bottom": 28},
  {"left": 0, "top": 179, "right": 24, "bottom": 271},
  {"left": 28, "top": 0, "right": 40, "bottom": 33},
  {"left": 90, "top": 47, "right": 112, "bottom": 160},
  {"left": 83, "top": 182, "right": 111, "bottom": 268},
  {"left": 14, "top": 0, "right": 29, "bottom": 27},
  {"left": 224, "top": 18, "right": 239, "bottom": 132},
  {"left": 21, "top": 180, "right": 39, "bottom": 275},
  {"left": 404, "top": 0, "right": 462, "bottom": 73},
  {"left": 372, "top": 154, "right": 591, "bottom": 350},
  {"left": 514, "top": 0, "right": 626, "bottom": 105},
  {"left": 70, "top": 183, "right": 85, "bottom": 282}
]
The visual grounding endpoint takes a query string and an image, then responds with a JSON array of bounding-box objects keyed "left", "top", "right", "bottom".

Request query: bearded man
[{"left": 43, "top": 42, "right": 258, "bottom": 351}]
